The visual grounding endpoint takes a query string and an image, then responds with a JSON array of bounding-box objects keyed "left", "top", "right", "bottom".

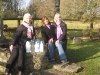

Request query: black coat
[
  {"left": 41, "top": 24, "right": 56, "bottom": 44},
  {"left": 52, "top": 21, "right": 67, "bottom": 42},
  {"left": 52, "top": 21, "right": 67, "bottom": 51},
  {"left": 11, "top": 24, "right": 35, "bottom": 49}
]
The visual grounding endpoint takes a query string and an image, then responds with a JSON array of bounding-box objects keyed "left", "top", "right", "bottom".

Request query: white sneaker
[{"left": 61, "top": 60, "right": 67, "bottom": 63}]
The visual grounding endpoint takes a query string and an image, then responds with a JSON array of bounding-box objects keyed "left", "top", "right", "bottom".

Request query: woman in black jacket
[
  {"left": 53, "top": 13, "right": 67, "bottom": 63},
  {"left": 41, "top": 16, "right": 55, "bottom": 61},
  {"left": 5, "top": 13, "right": 35, "bottom": 75}
]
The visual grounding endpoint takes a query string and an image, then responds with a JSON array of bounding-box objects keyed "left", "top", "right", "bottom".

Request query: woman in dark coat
[
  {"left": 53, "top": 13, "right": 67, "bottom": 63},
  {"left": 41, "top": 16, "right": 56, "bottom": 61},
  {"left": 5, "top": 13, "right": 35, "bottom": 75}
]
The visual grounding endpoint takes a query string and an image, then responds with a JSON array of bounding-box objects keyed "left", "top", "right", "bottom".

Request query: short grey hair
[
  {"left": 23, "top": 13, "right": 32, "bottom": 20},
  {"left": 54, "top": 13, "right": 63, "bottom": 22}
]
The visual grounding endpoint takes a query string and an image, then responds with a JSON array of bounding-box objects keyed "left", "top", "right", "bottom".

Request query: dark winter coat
[
  {"left": 11, "top": 24, "right": 35, "bottom": 49},
  {"left": 52, "top": 21, "right": 67, "bottom": 42},
  {"left": 41, "top": 24, "right": 56, "bottom": 44}
]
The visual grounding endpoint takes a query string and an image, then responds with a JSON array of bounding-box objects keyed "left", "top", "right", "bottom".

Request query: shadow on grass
[{"left": 67, "top": 40, "right": 100, "bottom": 63}]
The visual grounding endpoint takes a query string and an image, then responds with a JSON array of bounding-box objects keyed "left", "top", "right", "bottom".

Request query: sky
[
  {"left": 21, "top": 0, "right": 31, "bottom": 8},
  {"left": 24, "top": 0, "right": 30, "bottom": 7}
]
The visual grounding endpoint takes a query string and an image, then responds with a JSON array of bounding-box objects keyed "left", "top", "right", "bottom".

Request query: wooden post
[
  {"left": 0, "top": 18, "right": 3, "bottom": 37},
  {"left": 90, "top": 22, "right": 93, "bottom": 29},
  {"left": 18, "top": 19, "right": 20, "bottom": 26}
]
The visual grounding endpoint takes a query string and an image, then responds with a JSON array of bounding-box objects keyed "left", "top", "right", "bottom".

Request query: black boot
[
  {"left": 5, "top": 72, "right": 10, "bottom": 75},
  {"left": 5, "top": 69, "right": 10, "bottom": 75},
  {"left": 18, "top": 71, "right": 23, "bottom": 75}
]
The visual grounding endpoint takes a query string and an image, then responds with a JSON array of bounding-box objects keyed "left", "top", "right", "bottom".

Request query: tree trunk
[
  {"left": 54, "top": 0, "right": 60, "bottom": 14},
  {"left": 90, "top": 22, "right": 93, "bottom": 29}
]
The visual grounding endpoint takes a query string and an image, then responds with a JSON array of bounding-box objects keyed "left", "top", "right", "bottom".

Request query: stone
[
  {"left": 53, "top": 62, "right": 82, "bottom": 73},
  {"left": 0, "top": 47, "right": 48, "bottom": 75},
  {"left": 73, "top": 37, "right": 82, "bottom": 44},
  {"left": 0, "top": 48, "right": 10, "bottom": 73}
]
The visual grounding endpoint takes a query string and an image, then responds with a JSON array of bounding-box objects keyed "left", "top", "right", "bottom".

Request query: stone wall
[
  {"left": 0, "top": 47, "right": 48, "bottom": 75},
  {"left": 0, "top": 48, "right": 10, "bottom": 73}
]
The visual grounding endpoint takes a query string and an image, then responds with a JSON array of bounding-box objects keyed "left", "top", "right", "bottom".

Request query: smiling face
[
  {"left": 44, "top": 19, "right": 49, "bottom": 25},
  {"left": 56, "top": 15, "right": 62, "bottom": 23},
  {"left": 54, "top": 13, "right": 62, "bottom": 23},
  {"left": 42, "top": 16, "right": 50, "bottom": 26},
  {"left": 23, "top": 13, "right": 32, "bottom": 24}
]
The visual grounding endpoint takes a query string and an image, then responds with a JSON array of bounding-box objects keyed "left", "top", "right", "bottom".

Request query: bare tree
[
  {"left": 60, "top": 0, "right": 87, "bottom": 20},
  {"left": 0, "top": 0, "right": 23, "bottom": 18},
  {"left": 29, "top": 0, "right": 55, "bottom": 18},
  {"left": 82, "top": 0, "right": 100, "bottom": 28}
]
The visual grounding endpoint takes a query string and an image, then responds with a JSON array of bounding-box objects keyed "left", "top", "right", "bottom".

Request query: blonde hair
[
  {"left": 23, "top": 13, "right": 31, "bottom": 18},
  {"left": 54, "top": 13, "right": 63, "bottom": 22},
  {"left": 23, "top": 13, "right": 32, "bottom": 21}
]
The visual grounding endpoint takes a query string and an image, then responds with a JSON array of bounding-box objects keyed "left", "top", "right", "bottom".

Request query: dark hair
[{"left": 42, "top": 16, "right": 50, "bottom": 26}]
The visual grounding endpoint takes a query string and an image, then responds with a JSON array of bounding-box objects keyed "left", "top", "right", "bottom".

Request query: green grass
[
  {"left": 65, "top": 21, "right": 90, "bottom": 29},
  {"left": 4, "top": 20, "right": 100, "bottom": 29},
  {"left": 3, "top": 20, "right": 42, "bottom": 28},
  {"left": 4, "top": 20, "right": 18, "bottom": 28},
  {"left": 65, "top": 21, "right": 100, "bottom": 29},
  {"left": 66, "top": 40, "right": 100, "bottom": 75}
]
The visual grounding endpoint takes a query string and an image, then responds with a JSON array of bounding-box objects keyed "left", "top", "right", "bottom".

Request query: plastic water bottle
[
  {"left": 26, "top": 41, "right": 31, "bottom": 52},
  {"left": 40, "top": 41, "right": 43, "bottom": 52},
  {"left": 31, "top": 39, "right": 35, "bottom": 52},
  {"left": 35, "top": 41, "right": 39, "bottom": 52}
]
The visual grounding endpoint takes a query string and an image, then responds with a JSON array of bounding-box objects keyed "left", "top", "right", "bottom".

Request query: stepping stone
[
  {"left": 73, "top": 37, "right": 82, "bottom": 44},
  {"left": 53, "top": 62, "right": 82, "bottom": 73}
]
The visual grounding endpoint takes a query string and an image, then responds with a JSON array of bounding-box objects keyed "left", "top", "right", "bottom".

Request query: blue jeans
[
  {"left": 48, "top": 42, "right": 55, "bottom": 59},
  {"left": 55, "top": 41, "right": 67, "bottom": 61}
]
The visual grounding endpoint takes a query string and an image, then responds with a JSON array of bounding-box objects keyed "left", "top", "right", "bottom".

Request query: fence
[
  {"left": 1, "top": 18, "right": 100, "bottom": 41},
  {"left": 2, "top": 18, "right": 42, "bottom": 39}
]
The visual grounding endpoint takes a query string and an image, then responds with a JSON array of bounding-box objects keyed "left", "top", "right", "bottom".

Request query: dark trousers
[{"left": 5, "top": 48, "right": 25, "bottom": 73}]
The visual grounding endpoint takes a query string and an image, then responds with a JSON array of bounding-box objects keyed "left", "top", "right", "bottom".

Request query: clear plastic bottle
[
  {"left": 35, "top": 41, "right": 40, "bottom": 52},
  {"left": 26, "top": 41, "right": 31, "bottom": 52},
  {"left": 40, "top": 41, "right": 43, "bottom": 52},
  {"left": 31, "top": 39, "right": 35, "bottom": 52}
]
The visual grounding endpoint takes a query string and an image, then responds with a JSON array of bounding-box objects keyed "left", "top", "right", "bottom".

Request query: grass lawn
[
  {"left": 65, "top": 21, "right": 100, "bottom": 29},
  {"left": 67, "top": 40, "right": 100, "bottom": 75},
  {"left": 3, "top": 20, "right": 42, "bottom": 28},
  {"left": 4, "top": 20, "right": 100, "bottom": 29}
]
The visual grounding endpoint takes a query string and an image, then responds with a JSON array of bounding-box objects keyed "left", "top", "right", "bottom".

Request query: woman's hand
[
  {"left": 55, "top": 40, "right": 59, "bottom": 44},
  {"left": 45, "top": 43, "right": 48, "bottom": 48},
  {"left": 48, "top": 38, "right": 53, "bottom": 43},
  {"left": 9, "top": 45, "right": 14, "bottom": 52},
  {"left": 34, "top": 36, "right": 36, "bottom": 39}
]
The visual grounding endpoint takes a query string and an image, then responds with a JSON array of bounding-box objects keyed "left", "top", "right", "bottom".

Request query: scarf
[
  {"left": 23, "top": 22, "right": 33, "bottom": 39},
  {"left": 56, "top": 22, "right": 63, "bottom": 39},
  {"left": 46, "top": 24, "right": 50, "bottom": 29}
]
